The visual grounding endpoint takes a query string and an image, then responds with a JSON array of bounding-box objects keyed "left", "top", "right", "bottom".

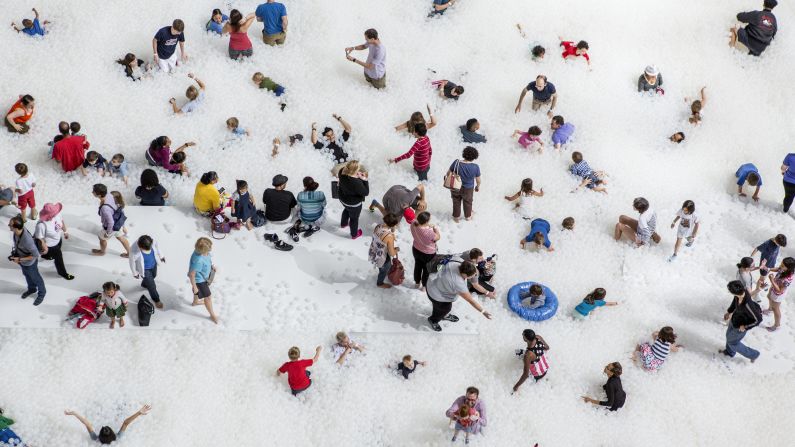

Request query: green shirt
[
  {"left": 0, "top": 415, "right": 15, "bottom": 430},
  {"left": 259, "top": 77, "right": 282, "bottom": 92}
]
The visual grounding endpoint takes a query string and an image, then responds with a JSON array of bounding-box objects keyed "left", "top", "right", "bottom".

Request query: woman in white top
[
  {"left": 34, "top": 202, "right": 73, "bottom": 280},
  {"left": 96, "top": 282, "right": 128, "bottom": 329},
  {"left": 736, "top": 257, "right": 761, "bottom": 301}
]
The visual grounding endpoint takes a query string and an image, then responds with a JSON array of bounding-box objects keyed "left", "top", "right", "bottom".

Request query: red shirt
[
  {"left": 394, "top": 136, "right": 432, "bottom": 171},
  {"left": 52, "top": 135, "right": 90, "bottom": 172},
  {"left": 561, "top": 41, "right": 590, "bottom": 62},
  {"left": 278, "top": 359, "right": 312, "bottom": 390}
]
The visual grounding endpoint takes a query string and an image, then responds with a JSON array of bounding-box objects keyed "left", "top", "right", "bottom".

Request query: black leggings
[
  {"left": 412, "top": 247, "right": 435, "bottom": 286},
  {"left": 41, "top": 239, "right": 70, "bottom": 278},
  {"left": 784, "top": 180, "right": 795, "bottom": 213},
  {"left": 340, "top": 203, "right": 362, "bottom": 237}
]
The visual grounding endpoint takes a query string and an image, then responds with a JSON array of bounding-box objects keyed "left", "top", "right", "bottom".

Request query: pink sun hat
[{"left": 39, "top": 202, "right": 63, "bottom": 221}]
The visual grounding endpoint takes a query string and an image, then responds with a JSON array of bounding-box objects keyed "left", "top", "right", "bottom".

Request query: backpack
[
  {"left": 138, "top": 295, "right": 155, "bottom": 327},
  {"left": 100, "top": 204, "right": 127, "bottom": 232},
  {"left": 251, "top": 210, "right": 267, "bottom": 228},
  {"left": 426, "top": 254, "right": 455, "bottom": 274},
  {"left": 746, "top": 298, "right": 763, "bottom": 323}
]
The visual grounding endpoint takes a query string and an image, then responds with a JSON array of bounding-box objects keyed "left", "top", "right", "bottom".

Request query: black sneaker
[
  {"left": 264, "top": 233, "right": 279, "bottom": 243},
  {"left": 63, "top": 274, "right": 75, "bottom": 281},
  {"left": 303, "top": 225, "right": 320, "bottom": 238},
  {"left": 21, "top": 290, "right": 36, "bottom": 299},
  {"left": 285, "top": 221, "right": 302, "bottom": 242},
  {"left": 442, "top": 314, "right": 459, "bottom": 322},
  {"left": 428, "top": 317, "right": 442, "bottom": 332},
  {"left": 273, "top": 240, "right": 294, "bottom": 251},
  {"left": 33, "top": 295, "right": 45, "bottom": 306}
]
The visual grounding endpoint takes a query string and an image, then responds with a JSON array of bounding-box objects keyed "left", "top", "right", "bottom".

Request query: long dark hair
[
  {"left": 200, "top": 171, "right": 218, "bottom": 185},
  {"left": 140, "top": 169, "right": 160, "bottom": 189},
  {"left": 584, "top": 288, "right": 606, "bottom": 305},
  {"left": 229, "top": 9, "right": 243, "bottom": 31},
  {"left": 148, "top": 136, "right": 169, "bottom": 153}
]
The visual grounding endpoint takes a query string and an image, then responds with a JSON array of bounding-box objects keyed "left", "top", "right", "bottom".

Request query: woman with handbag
[
  {"left": 338, "top": 160, "right": 369, "bottom": 239},
  {"left": 369, "top": 213, "right": 400, "bottom": 289},
  {"left": 446, "top": 146, "right": 481, "bottom": 223}
]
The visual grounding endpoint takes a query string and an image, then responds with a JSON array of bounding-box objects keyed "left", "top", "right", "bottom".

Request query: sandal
[{"left": 273, "top": 240, "right": 293, "bottom": 251}]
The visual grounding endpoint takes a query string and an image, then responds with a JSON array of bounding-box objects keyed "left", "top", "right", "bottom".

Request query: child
[
  {"left": 12, "top": 8, "right": 49, "bottom": 36},
  {"left": 569, "top": 152, "right": 607, "bottom": 193},
  {"left": 751, "top": 233, "right": 787, "bottom": 291},
  {"left": 14, "top": 163, "right": 37, "bottom": 221},
  {"left": 252, "top": 72, "right": 287, "bottom": 111},
  {"left": 277, "top": 346, "right": 322, "bottom": 396},
  {"left": 687, "top": 86, "right": 707, "bottom": 125},
  {"left": 96, "top": 282, "right": 128, "bottom": 329},
  {"left": 170, "top": 73, "right": 206, "bottom": 115},
  {"left": 520, "top": 218, "right": 553, "bottom": 251},
  {"left": 504, "top": 178, "right": 543, "bottom": 219},
  {"left": 433, "top": 80, "right": 465, "bottom": 100},
  {"left": 668, "top": 200, "right": 700, "bottom": 262},
  {"left": 232, "top": 180, "right": 257, "bottom": 230},
  {"left": 110, "top": 191, "right": 130, "bottom": 237},
  {"left": 737, "top": 257, "right": 761, "bottom": 301},
  {"left": 168, "top": 151, "right": 189, "bottom": 176},
  {"left": 551, "top": 115, "right": 575, "bottom": 149},
  {"left": 205, "top": 9, "right": 229, "bottom": 34},
  {"left": 451, "top": 404, "right": 479, "bottom": 444},
  {"left": 396, "top": 354, "right": 427, "bottom": 379},
  {"left": 562, "top": 217, "right": 575, "bottom": 230},
  {"left": 390, "top": 123, "right": 432, "bottom": 181},
  {"left": 130, "top": 235, "right": 165, "bottom": 309},
  {"left": 511, "top": 126, "right": 544, "bottom": 152},
  {"left": 559, "top": 38, "right": 590, "bottom": 67},
  {"left": 81, "top": 151, "right": 107, "bottom": 177},
  {"left": 226, "top": 117, "right": 249, "bottom": 137},
  {"left": 70, "top": 121, "right": 84, "bottom": 137},
  {"left": 572, "top": 288, "right": 618, "bottom": 320},
  {"left": 765, "top": 257, "right": 795, "bottom": 332},
  {"left": 107, "top": 154, "right": 130, "bottom": 185},
  {"left": 531, "top": 45, "right": 545, "bottom": 61},
  {"left": 635, "top": 326, "right": 682, "bottom": 372},
  {"left": 736, "top": 163, "right": 762, "bottom": 201},
  {"left": 520, "top": 284, "right": 546, "bottom": 309},
  {"left": 669, "top": 132, "right": 685, "bottom": 144}
]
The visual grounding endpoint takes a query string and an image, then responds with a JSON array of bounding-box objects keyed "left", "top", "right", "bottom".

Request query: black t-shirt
[
  {"left": 443, "top": 82, "right": 459, "bottom": 100},
  {"left": 135, "top": 185, "right": 167, "bottom": 206},
  {"left": 397, "top": 360, "right": 418, "bottom": 379},
  {"left": 82, "top": 154, "right": 107, "bottom": 169},
  {"left": 262, "top": 188, "right": 297, "bottom": 221},
  {"left": 313, "top": 130, "right": 350, "bottom": 163}
]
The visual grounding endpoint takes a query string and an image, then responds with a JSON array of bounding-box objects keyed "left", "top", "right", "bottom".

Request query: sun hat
[{"left": 39, "top": 203, "right": 63, "bottom": 221}]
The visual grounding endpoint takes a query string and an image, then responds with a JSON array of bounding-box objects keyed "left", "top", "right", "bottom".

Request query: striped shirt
[
  {"left": 410, "top": 223, "right": 437, "bottom": 254},
  {"left": 569, "top": 160, "right": 593, "bottom": 178},
  {"left": 650, "top": 339, "right": 671, "bottom": 361},
  {"left": 394, "top": 136, "right": 432, "bottom": 171},
  {"left": 297, "top": 191, "right": 327, "bottom": 223},
  {"left": 636, "top": 209, "right": 657, "bottom": 244}
]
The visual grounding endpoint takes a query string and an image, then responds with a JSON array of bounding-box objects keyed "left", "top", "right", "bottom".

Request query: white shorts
[
  {"left": 677, "top": 225, "right": 694, "bottom": 239},
  {"left": 157, "top": 53, "right": 179, "bottom": 73},
  {"left": 99, "top": 230, "right": 122, "bottom": 240},
  {"left": 769, "top": 291, "right": 786, "bottom": 303}
]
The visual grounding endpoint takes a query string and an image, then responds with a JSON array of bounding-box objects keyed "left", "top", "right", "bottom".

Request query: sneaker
[
  {"left": 62, "top": 274, "right": 75, "bottom": 280},
  {"left": 352, "top": 229, "right": 363, "bottom": 240},
  {"left": 21, "top": 290, "right": 36, "bottom": 299},
  {"left": 264, "top": 233, "right": 279, "bottom": 243},
  {"left": 428, "top": 317, "right": 442, "bottom": 332},
  {"left": 451, "top": 435, "right": 457, "bottom": 442},
  {"left": 273, "top": 240, "right": 294, "bottom": 251},
  {"left": 286, "top": 221, "right": 301, "bottom": 243},
  {"left": 515, "top": 349, "right": 525, "bottom": 356},
  {"left": 368, "top": 199, "right": 380, "bottom": 213},
  {"left": 751, "top": 355, "right": 759, "bottom": 364},
  {"left": 442, "top": 314, "right": 459, "bottom": 322},
  {"left": 303, "top": 225, "right": 320, "bottom": 238},
  {"left": 33, "top": 295, "right": 44, "bottom": 306},
  {"left": 685, "top": 237, "right": 695, "bottom": 247},
  {"left": 667, "top": 254, "right": 677, "bottom": 262},
  {"left": 465, "top": 438, "right": 469, "bottom": 445},
  {"left": 718, "top": 349, "right": 732, "bottom": 357}
]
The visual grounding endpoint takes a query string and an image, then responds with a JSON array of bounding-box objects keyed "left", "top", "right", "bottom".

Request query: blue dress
[{"left": 234, "top": 191, "right": 256, "bottom": 222}]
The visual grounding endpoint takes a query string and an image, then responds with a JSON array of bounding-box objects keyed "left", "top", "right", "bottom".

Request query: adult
[
  {"left": 65, "top": 405, "right": 151, "bottom": 444},
  {"left": 189, "top": 237, "right": 219, "bottom": 324},
  {"left": 514, "top": 75, "right": 557, "bottom": 117},
  {"left": 135, "top": 169, "right": 169, "bottom": 206},
  {"left": 91, "top": 184, "right": 131, "bottom": 258},
  {"left": 460, "top": 118, "right": 487, "bottom": 144},
  {"left": 263, "top": 174, "right": 297, "bottom": 223},
  {"left": 255, "top": 0, "right": 288, "bottom": 46},
  {"left": 447, "top": 146, "right": 481, "bottom": 222},
  {"left": 333, "top": 331, "right": 365, "bottom": 365},
  {"left": 721, "top": 281, "right": 762, "bottom": 362},
  {"left": 8, "top": 215, "right": 45, "bottom": 305},
  {"left": 431, "top": 0, "right": 457, "bottom": 15},
  {"left": 371, "top": 184, "right": 427, "bottom": 224},
  {"left": 153, "top": 19, "right": 186, "bottom": 73},
  {"left": 52, "top": 130, "right": 90, "bottom": 172},
  {"left": 371, "top": 213, "right": 400, "bottom": 289},
  {"left": 781, "top": 151, "right": 795, "bottom": 213},
  {"left": 338, "top": 160, "right": 369, "bottom": 239},
  {"left": 765, "top": 257, "right": 794, "bottom": 332},
  {"left": 5, "top": 94, "right": 35, "bottom": 134},
  {"left": 391, "top": 123, "right": 433, "bottom": 180},
  {"left": 130, "top": 235, "right": 166, "bottom": 309},
  {"left": 395, "top": 106, "right": 437, "bottom": 134},
  {"left": 345, "top": 29, "right": 386, "bottom": 89},
  {"left": 145, "top": 136, "right": 195, "bottom": 175},
  {"left": 550, "top": 115, "right": 574, "bottom": 149},
  {"left": 116, "top": 53, "right": 150, "bottom": 81},
  {"left": 0, "top": 185, "right": 14, "bottom": 210},
  {"left": 614, "top": 197, "right": 660, "bottom": 246},
  {"left": 637, "top": 65, "right": 663, "bottom": 94},
  {"left": 581, "top": 362, "right": 626, "bottom": 412},
  {"left": 193, "top": 171, "right": 222, "bottom": 215},
  {"left": 34, "top": 202, "right": 74, "bottom": 280},
  {"left": 426, "top": 261, "right": 492, "bottom": 332},
  {"left": 170, "top": 73, "right": 206, "bottom": 114},
  {"left": 411, "top": 211, "right": 440, "bottom": 290},
  {"left": 730, "top": 0, "right": 778, "bottom": 56},
  {"left": 297, "top": 176, "right": 327, "bottom": 228},
  {"left": 311, "top": 114, "right": 352, "bottom": 164},
  {"left": 222, "top": 10, "right": 255, "bottom": 59},
  {"left": 445, "top": 387, "right": 487, "bottom": 435},
  {"left": 513, "top": 329, "right": 550, "bottom": 392}
]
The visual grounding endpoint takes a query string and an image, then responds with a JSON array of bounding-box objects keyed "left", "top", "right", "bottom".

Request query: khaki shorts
[
  {"left": 263, "top": 32, "right": 286, "bottom": 46},
  {"left": 99, "top": 229, "right": 122, "bottom": 240},
  {"left": 532, "top": 98, "right": 551, "bottom": 110},
  {"left": 365, "top": 73, "right": 386, "bottom": 89}
]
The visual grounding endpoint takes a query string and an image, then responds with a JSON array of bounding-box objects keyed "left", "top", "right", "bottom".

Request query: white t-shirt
[
  {"left": 34, "top": 214, "right": 64, "bottom": 247},
  {"left": 675, "top": 210, "right": 699, "bottom": 237},
  {"left": 427, "top": 261, "right": 469, "bottom": 303},
  {"left": 332, "top": 340, "right": 359, "bottom": 365},
  {"left": 181, "top": 91, "right": 205, "bottom": 114},
  {"left": 16, "top": 175, "right": 36, "bottom": 195},
  {"left": 517, "top": 193, "right": 534, "bottom": 218}
]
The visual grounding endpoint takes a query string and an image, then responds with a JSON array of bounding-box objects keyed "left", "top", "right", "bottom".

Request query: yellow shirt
[{"left": 193, "top": 182, "right": 221, "bottom": 213}]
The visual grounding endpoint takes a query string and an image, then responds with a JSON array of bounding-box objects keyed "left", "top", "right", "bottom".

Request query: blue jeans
[
  {"left": 21, "top": 260, "right": 46, "bottom": 298},
  {"left": 142, "top": 266, "right": 160, "bottom": 303},
  {"left": 725, "top": 325, "right": 760, "bottom": 360},
  {"left": 377, "top": 255, "right": 392, "bottom": 286}
]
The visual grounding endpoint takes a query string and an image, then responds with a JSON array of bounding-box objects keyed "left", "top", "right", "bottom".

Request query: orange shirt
[{"left": 7, "top": 100, "right": 33, "bottom": 123}]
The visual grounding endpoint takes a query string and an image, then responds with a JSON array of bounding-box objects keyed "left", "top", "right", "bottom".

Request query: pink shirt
[
  {"left": 517, "top": 132, "right": 541, "bottom": 149},
  {"left": 410, "top": 223, "right": 437, "bottom": 254},
  {"left": 229, "top": 31, "right": 252, "bottom": 50}
]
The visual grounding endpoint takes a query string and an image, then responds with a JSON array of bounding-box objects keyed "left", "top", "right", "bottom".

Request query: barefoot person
[
  {"left": 345, "top": 29, "right": 386, "bottom": 89},
  {"left": 614, "top": 197, "right": 660, "bottom": 246},
  {"left": 91, "top": 184, "right": 131, "bottom": 258},
  {"left": 730, "top": 0, "right": 778, "bottom": 56},
  {"left": 65, "top": 405, "right": 151, "bottom": 444},
  {"left": 188, "top": 237, "right": 219, "bottom": 324},
  {"left": 96, "top": 282, "right": 128, "bottom": 329},
  {"left": 512, "top": 329, "right": 550, "bottom": 393},
  {"left": 581, "top": 362, "right": 626, "bottom": 411},
  {"left": 5, "top": 94, "right": 35, "bottom": 134}
]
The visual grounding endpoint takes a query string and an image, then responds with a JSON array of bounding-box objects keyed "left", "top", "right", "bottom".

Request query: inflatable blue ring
[{"left": 507, "top": 282, "right": 558, "bottom": 321}]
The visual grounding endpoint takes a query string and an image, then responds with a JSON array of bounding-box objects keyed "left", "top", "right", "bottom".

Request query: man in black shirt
[
  {"left": 730, "top": 0, "right": 777, "bottom": 56},
  {"left": 720, "top": 281, "right": 762, "bottom": 362},
  {"left": 262, "top": 174, "right": 297, "bottom": 222},
  {"left": 311, "top": 114, "right": 352, "bottom": 163}
]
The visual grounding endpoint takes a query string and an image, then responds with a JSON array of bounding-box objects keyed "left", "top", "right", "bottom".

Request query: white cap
[{"left": 644, "top": 65, "right": 659, "bottom": 76}]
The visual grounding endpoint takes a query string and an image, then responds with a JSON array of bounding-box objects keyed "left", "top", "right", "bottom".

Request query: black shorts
[{"left": 196, "top": 282, "right": 212, "bottom": 299}]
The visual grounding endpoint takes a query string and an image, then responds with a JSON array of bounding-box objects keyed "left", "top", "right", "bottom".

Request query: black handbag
[
  {"left": 331, "top": 180, "right": 339, "bottom": 199},
  {"left": 138, "top": 295, "right": 155, "bottom": 327}
]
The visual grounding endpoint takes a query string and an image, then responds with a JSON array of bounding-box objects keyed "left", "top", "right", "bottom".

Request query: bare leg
[
  {"left": 119, "top": 316, "right": 125, "bottom": 328},
  {"left": 117, "top": 236, "right": 131, "bottom": 257},
  {"left": 109, "top": 317, "right": 116, "bottom": 329},
  {"left": 673, "top": 237, "right": 683, "bottom": 256},
  {"left": 772, "top": 301, "right": 781, "bottom": 328},
  {"left": 204, "top": 296, "right": 219, "bottom": 324},
  {"left": 93, "top": 238, "right": 108, "bottom": 255},
  {"left": 729, "top": 26, "right": 738, "bottom": 47}
]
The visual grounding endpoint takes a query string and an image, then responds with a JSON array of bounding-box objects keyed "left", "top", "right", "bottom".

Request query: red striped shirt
[{"left": 394, "top": 136, "right": 432, "bottom": 171}]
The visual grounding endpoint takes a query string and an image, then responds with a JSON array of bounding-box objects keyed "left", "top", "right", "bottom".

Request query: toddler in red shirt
[
  {"left": 277, "top": 346, "right": 322, "bottom": 396},
  {"left": 559, "top": 38, "right": 590, "bottom": 67}
]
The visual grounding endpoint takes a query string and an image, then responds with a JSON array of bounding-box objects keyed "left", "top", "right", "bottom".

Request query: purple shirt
[
  {"left": 149, "top": 146, "right": 179, "bottom": 171},
  {"left": 364, "top": 43, "right": 386, "bottom": 79},
  {"left": 99, "top": 196, "right": 118, "bottom": 233},
  {"left": 446, "top": 396, "right": 487, "bottom": 434},
  {"left": 552, "top": 123, "right": 575, "bottom": 146}
]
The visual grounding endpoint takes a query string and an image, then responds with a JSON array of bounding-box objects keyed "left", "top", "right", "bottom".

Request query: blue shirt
[
  {"left": 232, "top": 127, "right": 247, "bottom": 136},
  {"left": 527, "top": 81, "right": 556, "bottom": 102},
  {"left": 450, "top": 161, "right": 481, "bottom": 189},
  {"left": 107, "top": 160, "right": 130, "bottom": 177},
  {"left": 569, "top": 160, "right": 593, "bottom": 178},
  {"left": 142, "top": 250, "right": 156, "bottom": 270},
  {"left": 783, "top": 153, "right": 795, "bottom": 184},
  {"left": 552, "top": 123, "right": 575, "bottom": 146},
  {"left": 574, "top": 298, "right": 606, "bottom": 316},
  {"left": 256, "top": 2, "right": 287, "bottom": 35},
  {"left": 525, "top": 218, "right": 551, "bottom": 247},
  {"left": 154, "top": 26, "right": 185, "bottom": 59},
  {"left": 189, "top": 252, "right": 212, "bottom": 283},
  {"left": 297, "top": 190, "right": 327, "bottom": 223},
  {"left": 432, "top": 0, "right": 451, "bottom": 15},
  {"left": 757, "top": 239, "right": 780, "bottom": 268},
  {"left": 735, "top": 163, "right": 762, "bottom": 186},
  {"left": 22, "top": 18, "right": 45, "bottom": 36},
  {"left": 206, "top": 14, "right": 229, "bottom": 34}
]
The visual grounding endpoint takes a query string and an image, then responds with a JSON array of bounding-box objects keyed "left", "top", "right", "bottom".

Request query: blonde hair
[
  {"left": 195, "top": 237, "right": 213, "bottom": 255},
  {"left": 341, "top": 160, "right": 360, "bottom": 177},
  {"left": 110, "top": 191, "right": 126, "bottom": 209},
  {"left": 288, "top": 346, "right": 300, "bottom": 360},
  {"left": 252, "top": 72, "right": 264, "bottom": 82},
  {"left": 226, "top": 117, "right": 239, "bottom": 128},
  {"left": 335, "top": 331, "right": 348, "bottom": 342},
  {"left": 186, "top": 85, "right": 199, "bottom": 100}
]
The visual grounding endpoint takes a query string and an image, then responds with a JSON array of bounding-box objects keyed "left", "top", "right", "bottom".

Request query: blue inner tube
[{"left": 507, "top": 282, "right": 558, "bottom": 321}]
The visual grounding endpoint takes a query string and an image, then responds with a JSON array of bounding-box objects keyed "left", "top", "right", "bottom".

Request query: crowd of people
[{"left": 1, "top": 0, "right": 790, "bottom": 444}]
